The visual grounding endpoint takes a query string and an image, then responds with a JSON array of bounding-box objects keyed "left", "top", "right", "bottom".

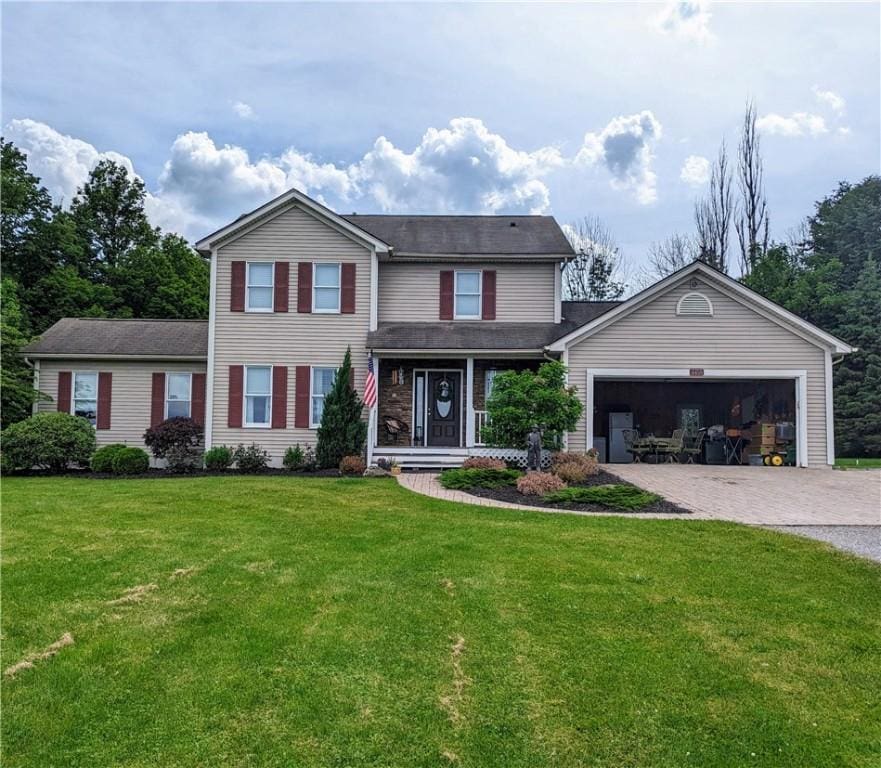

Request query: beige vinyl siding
[
  {"left": 212, "top": 204, "right": 371, "bottom": 463},
  {"left": 378, "top": 262, "right": 557, "bottom": 322},
  {"left": 566, "top": 278, "right": 830, "bottom": 466},
  {"left": 35, "top": 359, "right": 206, "bottom": 451}
]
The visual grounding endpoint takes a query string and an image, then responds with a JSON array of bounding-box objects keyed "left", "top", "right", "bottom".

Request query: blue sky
[{"left": 3, "top": 1, "right": 879, "bottom": 272}]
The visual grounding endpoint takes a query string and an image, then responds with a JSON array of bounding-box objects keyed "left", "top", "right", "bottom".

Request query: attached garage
[{"left": 550, "top": 262, "right": 854, "bottom": 468}]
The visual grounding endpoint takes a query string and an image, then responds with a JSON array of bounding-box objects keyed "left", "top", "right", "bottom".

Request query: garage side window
[{"left": 676, "top": 292, "right": 713, "bottom": 317}]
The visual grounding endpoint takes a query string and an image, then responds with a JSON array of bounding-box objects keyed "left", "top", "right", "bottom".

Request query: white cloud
[
  {"left": 5, "top": 117, "right": 566, "bottom": 239},
  {"left": 756, "top": 111, "right": 828, "bottom": 138},
  {"left": 653, "top": 1, "right": 714, "bottom": 44},
  {"left": 812, "top": 86, "right": 846, "bottom": 116},
  {"left": 576, "top": 111, "right": 663, "bottom": 204},
  {"left": 232, "top": 101, "right": 255, "bottom": 120},
  {"left": 679, "top": 154, "right": 710, "bottom": 186}
]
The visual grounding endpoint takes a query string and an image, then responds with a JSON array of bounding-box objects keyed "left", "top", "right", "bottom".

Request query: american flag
[{"left": 364, "top": 354, "right": 377, "bottom": 408}]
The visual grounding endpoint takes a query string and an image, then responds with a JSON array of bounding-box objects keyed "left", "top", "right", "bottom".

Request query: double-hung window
[
  {"left": 73, "top": 372, "right": 98, "bottom": 425},
  {"left": 246, "top": 262, "right": 274, "bottom": 312},
  {"left": 244, "top": 366, "right": 272, "bottom": 427},
  {"left": 311, "top": 367, "right": 337, "bottom": 427},
  {"left": 454, "top": 270, "right": 481, "bottom": 319},
  {"left": 166, "top": 373, "right": 192, "bottom": 419},
  {"left": 313, "top": 263, "right": 341, "bottom": 313}
]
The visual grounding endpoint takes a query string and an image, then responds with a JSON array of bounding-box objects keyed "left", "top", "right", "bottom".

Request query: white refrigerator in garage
[{"left": 609, "top": 412, "right": 634, "bottom": 463}]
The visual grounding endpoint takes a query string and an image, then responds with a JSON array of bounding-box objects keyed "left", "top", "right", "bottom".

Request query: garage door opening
[{"left": 586, "top": 370, "right": 806, "bottom": 467}]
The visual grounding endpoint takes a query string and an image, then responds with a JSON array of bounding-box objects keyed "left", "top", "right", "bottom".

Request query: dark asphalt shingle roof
[
  {"left": 21, "top": 318, "right": 208, "bottom": 358},
  {"left": 366, "top": 301, "right": 620, "bottom": 350},
  {"left": 341, "top": 215, "right": 575, "bottom": 256}
]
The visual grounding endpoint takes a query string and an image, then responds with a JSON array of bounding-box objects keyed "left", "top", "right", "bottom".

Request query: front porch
[{"left": 367, "top": 355, "right": 544, "bottom": 467}]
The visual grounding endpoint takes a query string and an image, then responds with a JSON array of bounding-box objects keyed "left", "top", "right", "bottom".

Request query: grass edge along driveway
[{"left": 3, "top": 476, "right": 880, "bottom": 768}]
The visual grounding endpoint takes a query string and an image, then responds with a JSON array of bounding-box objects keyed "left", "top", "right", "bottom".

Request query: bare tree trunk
[
  {"left": 735, "top": 100, "right": 770, "bottom": 275},
  {"left": 562, "top": 216, "right": 628, "bottom": 300},
  {"left": 693, "top": 140, "right": 734, "bottom": 273}
]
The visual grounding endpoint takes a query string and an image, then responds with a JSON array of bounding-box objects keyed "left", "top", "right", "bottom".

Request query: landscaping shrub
[
  {"left": 315, "top": 347, "right": 367, "bottom": 469},
  {"left": 339, "top": 455, "right": 366, "bottom": 476},
  {"left": 166, "top": 444, "right": 203, "bottom": 473},
  {"left": 543, "top": 484, "right": 660, "bottom": 510},
  {"left": 283, "top": 445, "right": 305, "bottom": 471},
  {"left": 111, "top": 447, "right": 150, "bottom": 475},
  {"left": 233, "top": 443, "right": 270, "bottom": 473},
  {"left": 375, "top": 457, "right": 391, "bottom": 471},
  {"left": 302, "top": 445, "right": 317, "bottom": 472},
  {"left": 90, "top": 443, "right": 128, "bottom": 473},
  {"left": 438, "top": 467, "right": 521, "bottom": 490},
  {"left": 143, "top": 417, "right": 202, "bottom": 458},
  {"left": 462, "top": 456, "right": 507, "bottom": 470},
  {"left": 516, "top": 471, "right": 567, "bottom": 496},
  {"left": 550, "top": 451, "right": 599, "bottom": 484},
  {"left": 204, "top": 446, "right": 233, "bottom": 472},
  {"left": 1, "top": 412, "right": 96, "bottom": 472}
]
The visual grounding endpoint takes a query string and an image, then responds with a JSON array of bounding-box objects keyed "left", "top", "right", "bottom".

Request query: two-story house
[{"left": 24, "top": 188, "right": 853, "bottom": 469}]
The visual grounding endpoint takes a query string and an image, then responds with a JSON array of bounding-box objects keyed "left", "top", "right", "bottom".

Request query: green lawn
[
  {"left": 836, "top": 457, "right": 881, "bottom": 469},
  {"left": 3, "top": 477, "right": 880, "bottom": 767}
]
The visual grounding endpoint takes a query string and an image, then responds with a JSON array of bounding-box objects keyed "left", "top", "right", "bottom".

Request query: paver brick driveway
[{"left": 608, "top": 464, "right": 880, "bottom": 525}]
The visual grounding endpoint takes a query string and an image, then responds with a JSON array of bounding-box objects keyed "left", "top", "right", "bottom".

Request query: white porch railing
[{"left": 474, "top": 410, "right": 489, "bottom": 446}]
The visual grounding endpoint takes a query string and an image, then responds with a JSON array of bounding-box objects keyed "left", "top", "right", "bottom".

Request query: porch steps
[{"left": 373, "top": 447, "right": 470, "bottom": 470}]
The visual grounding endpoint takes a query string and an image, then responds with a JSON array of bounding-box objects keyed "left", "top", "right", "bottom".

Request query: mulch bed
[{"left": 460, "top": 469, "right": 691, "bottom": 515}]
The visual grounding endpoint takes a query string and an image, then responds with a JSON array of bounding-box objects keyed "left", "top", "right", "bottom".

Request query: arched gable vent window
[{"left": 676, "top": 292, "right": 714, "bottom": 317}]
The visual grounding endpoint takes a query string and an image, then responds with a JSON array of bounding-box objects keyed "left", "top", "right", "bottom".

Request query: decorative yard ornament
[{"left": 526, "top": 425, "right": 542, "bottom": 470}]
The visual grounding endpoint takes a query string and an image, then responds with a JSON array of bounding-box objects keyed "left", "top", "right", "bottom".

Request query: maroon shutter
[
  {"left": 151, "top": 372, "right": 166, "bottom": 427},
  {"left": 295, "top": 366, "right": 311, "bottom": 428},
  {"left": 297, "top": 262, "right": 312, "bottom": 313},
  {"left": 228, "top": 365, "right": 244, "bottom": 428},
  {"left": 97, "top": 372, "right": 112, "bottom": 430},
  {"left": 274, "top": 262, "right": 289, "bottom": 312},
  {"left": 439, "top": 270, "right": 454, "bottom": 320},
  {"left": 192, "top": 373, "right": 206, "bottom": 427},
  {"left": 230, "top": 261, "right": 246, "bottom": 312},
  {"left": 57, "top": 371, "right": 72, "bottom": 413},
  {"left": 482, "top": 270, "right": 497, "bottom": 320},
  {"left": 341, "top": 263, "right": 356, "bottom": 314},
  {"left": 272, "top": 366, "right": 288, "bottom": 428}
]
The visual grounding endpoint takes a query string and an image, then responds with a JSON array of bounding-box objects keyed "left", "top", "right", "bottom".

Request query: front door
[{"left": 427, "top": 371, "right": 461, "bottom": 447}]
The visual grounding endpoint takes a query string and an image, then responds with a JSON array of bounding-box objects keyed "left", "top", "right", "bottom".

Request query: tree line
[{"left": 1, "top": 139, "right": 209, "bottom": 427}]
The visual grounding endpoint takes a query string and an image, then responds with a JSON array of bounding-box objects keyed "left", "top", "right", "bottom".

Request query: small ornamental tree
[
  {"left": 315, "top": 347, "right": 367, "bottom": 469},
  {"left": 482, "top": 360, "right": 583, "bottom": 450},
  {"left": 143, "top": 417, "right": 202, "bottom": 471}
]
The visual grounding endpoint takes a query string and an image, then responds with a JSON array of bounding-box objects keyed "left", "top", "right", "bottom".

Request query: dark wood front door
[{"left": 427, "top": 371, "right": 461, "bottom": 447}]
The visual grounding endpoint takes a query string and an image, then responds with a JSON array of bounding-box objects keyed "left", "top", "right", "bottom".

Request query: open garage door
[{"left": 585, "top": 368, "right": 808, "bottom": 468}]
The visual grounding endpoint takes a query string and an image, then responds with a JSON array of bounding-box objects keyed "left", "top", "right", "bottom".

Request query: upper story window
[
  {"left": 246, "top": 262, "right": 274, "bottom": 312},
  {"left": 73, "top": 372, "right": 98, "bottom": 425},
  {"left": 166, "top": 373, "right": 192, "bottom": 419},
  {"left": 454, "top": 270, "right": 481, "bottom": 319},
  {"left": 676, "top": 292, "right": 714, "bottom": 317},
  {"left": 311, "top": 367, "right": 337, "bottom": 427},
  {"left": 244, "top": 366, "right": 272, "bottom": 427},
  {"left": 313, "top": 263, "right": 341, "bottom": 313}
]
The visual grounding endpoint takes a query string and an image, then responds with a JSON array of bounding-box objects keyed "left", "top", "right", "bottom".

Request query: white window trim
[
  {"left": 245, "top": 261, "right": 274, "bottom": 313},
  {"left": 165, "top": 372, "right": 193, "bottom": 420},
  {"left": 312, "top": 262, "right": 342, "bottom": 314},
  {"left": 243, "top": 364, "right": 273, "bottom": 428},
  {"left": 72, "top": 371, "right": 99, "bottom": 425},
  {"left": 309, "top": 365, "right": 338, "bottom": 429},
  {"left": 676, "top": 291, "right": 714, "bottom": 316},
  {"left": 454, "top": 269, "right": 482, "bottom": 320}
]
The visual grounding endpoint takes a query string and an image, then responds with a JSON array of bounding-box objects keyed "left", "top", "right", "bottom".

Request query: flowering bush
[
  {"left": 462, "top": 456, "right": 507, "bottom": 470},
  {"left": 516, "top": 471, "right": 567, "bottom": 496}
]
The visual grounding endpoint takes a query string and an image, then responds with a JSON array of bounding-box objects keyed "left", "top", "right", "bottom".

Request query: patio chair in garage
[
  {"left": 681, "top": 429, "right": 706, "bottom": 464},
  {"left": 622, "top": 429, "right": 647, "bottom": 462},
  {"left": 657, "top": 429, "right": 686, "bottom": 463}
]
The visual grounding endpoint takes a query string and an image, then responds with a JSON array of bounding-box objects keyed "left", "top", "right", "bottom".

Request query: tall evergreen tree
[{"left": 315, "top": 347, "right": 367, "bottom": 469}]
